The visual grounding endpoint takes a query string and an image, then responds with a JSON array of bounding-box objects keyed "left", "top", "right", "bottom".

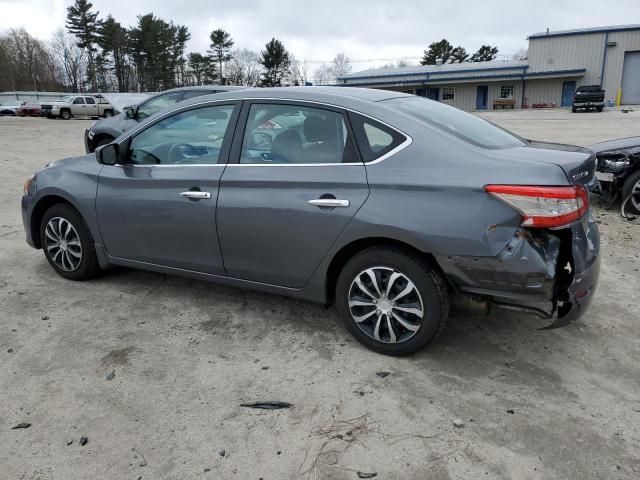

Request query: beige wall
[{"left": 602, "top": 30, "right": 640, "bottom": 103}]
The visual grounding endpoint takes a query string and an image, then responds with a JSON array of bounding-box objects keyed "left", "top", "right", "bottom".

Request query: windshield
[
  {"left": 385, "top": 96, "right": 525, "bottom": 148},
  {"left": 60, "top": 96, "right": 74, "bottom": 103}
]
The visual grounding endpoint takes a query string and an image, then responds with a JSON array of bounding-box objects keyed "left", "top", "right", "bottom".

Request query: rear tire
[
  {"left": 621, "top": 170, "right": 640, "bottom": 215},
  {"left": 103, "top": 110, "right": 113, "bottom": 118},
  {"left": 39, "top": 204, "right": 100, "bottom": 281},
  {"left": 335, "top": 246, "right": 449, "bottom": 356}
]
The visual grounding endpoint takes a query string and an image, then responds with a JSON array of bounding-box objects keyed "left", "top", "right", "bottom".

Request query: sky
[{"left": 2, "top": 0, "right": 640, "bottom": 76}]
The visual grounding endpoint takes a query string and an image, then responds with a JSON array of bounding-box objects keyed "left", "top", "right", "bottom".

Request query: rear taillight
[{"left": 485, "top": 185, "right": 588, "bottom": 228}]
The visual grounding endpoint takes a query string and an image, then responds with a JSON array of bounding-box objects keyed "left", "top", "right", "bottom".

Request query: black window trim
[
  {"left": 348, "top": 112, "right": 410, "bottom": 164},
  {"left": 227, "top": 99, "right": 363, "bottom": 166}
]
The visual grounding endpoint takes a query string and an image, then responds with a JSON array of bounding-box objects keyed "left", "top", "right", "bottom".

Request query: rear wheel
[
  {"left": 621, "top": 170, "right": 640, "bottom": 216},
  {"left": 597, "top": 106, "right": 604, "bottom": 112},
  {"left": 103, "top": 110, "right": 113, "bottom": 118},
  {"left": 60, "top": 109, "right": 71, "bottom": 120},
  {"left": 335, "top": 246, "right": 449, "bottom": 356},
  {"left": 40, "top": 204, "right": 100, "bottom": 281}
]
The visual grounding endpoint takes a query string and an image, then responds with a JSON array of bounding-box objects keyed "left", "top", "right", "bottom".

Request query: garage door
[{"left": 621, "top": 51, "right": 640, "bottom": 105}]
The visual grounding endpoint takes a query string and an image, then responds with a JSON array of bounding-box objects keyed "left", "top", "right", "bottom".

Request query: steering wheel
[{"left": 167, "top": 143, "right": 195, "bottom": 164}]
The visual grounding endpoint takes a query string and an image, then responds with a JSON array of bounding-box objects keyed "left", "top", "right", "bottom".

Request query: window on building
[
  {"left": 500, "top": 85, "right": 515, "bottom": 99},
  {"left": 442, "top": 87, "right": 455, "bottom": 101}
]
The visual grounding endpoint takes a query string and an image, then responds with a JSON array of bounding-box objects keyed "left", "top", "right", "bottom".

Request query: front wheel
[
  {"left": 336, "top": 247, "right": 449, "bottom": 356},
  {"left": 60, "top": 109, "right": 71, "bottom": 120},
  {"left": 40, "top": 204, "right": 100, "bottom": 281}
]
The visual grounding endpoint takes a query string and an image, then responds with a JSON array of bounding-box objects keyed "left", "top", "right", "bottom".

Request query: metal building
[{"left": 338, "top": 24, "right": 640, "bottom": 111}]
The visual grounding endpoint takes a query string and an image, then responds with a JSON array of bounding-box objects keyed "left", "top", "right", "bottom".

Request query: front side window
[
  {"left": 386, "top": 96, "right": 524, "bottom": 149},
  {"left": 73, "top": 97, "right": 85, "bottom": 105},
  {"left": 442, "top": 88, "right": 456, "bottom": 101},
  {"left": 129, "top": 104, "right": 235, "bottom": 165},
  {"left": 500, "top": 85, "right": 515, "bottom": 99},
  {"left": 240, "top": 103, "right": 357, "bottom": 164},
  {"left": 85, "top": 97, "right": 96, "bottom": 104},
  {"left": 137, "top": 92, "right": 183, "bottom": 120}
]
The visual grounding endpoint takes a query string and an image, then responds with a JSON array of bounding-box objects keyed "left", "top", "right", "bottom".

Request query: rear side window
[
  {"left": 385, "top": 96, "right": 525, "bottom": 149},
  {"left": 350, "top": 113, "right": 406, "bottom": 163},
  {"left": 85, "top": 97, "right": 96, "bottom": 104}
]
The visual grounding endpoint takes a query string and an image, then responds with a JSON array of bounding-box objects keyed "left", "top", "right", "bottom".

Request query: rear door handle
[
  {"left": 180, "top": 191, "right": 211, "bottom": 199},
  {"left": 307, "top": 199, "right": 350, "bottom": 208}
]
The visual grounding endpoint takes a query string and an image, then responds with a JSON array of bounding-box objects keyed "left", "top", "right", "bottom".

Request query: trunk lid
[{"left": 491, "top": 141, "right": 596, "bottom": 186}]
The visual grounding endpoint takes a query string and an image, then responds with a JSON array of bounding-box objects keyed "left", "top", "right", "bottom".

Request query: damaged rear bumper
[{"left": 436, "top": 210, "right": 600, "bottom": 328}]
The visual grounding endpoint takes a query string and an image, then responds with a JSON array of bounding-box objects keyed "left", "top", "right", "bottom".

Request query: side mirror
[
  {"left": 96, "top": 143, "right": 119, "bottom": 166},
  {"left": 125, "top": 107, "right": 137, "bottom": 119}
]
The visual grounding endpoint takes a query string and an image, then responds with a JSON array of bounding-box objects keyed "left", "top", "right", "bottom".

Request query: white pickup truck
[{"left": 41, "top": 95, "right": 114, "bottom": 120}]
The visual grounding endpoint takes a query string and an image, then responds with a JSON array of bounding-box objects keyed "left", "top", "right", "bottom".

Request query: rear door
[
  {"left": 216, "top": 100, "right": 369, "bottom": 288},
  {"left": 84, "top": 96, "right": 99, "bottom": 116}
]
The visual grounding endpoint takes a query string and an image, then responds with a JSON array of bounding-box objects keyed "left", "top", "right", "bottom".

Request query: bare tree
[
  {"left": 226, "top": 48, "right": 262, "bottom": 86},
  {"left": 50, "top": 29, "right": 85, "bottom": 92},
  {"left": 512, "top": 47, "right": 528, "bottom": 61},
  {"left": 396, "top": 58, "right": 414, "bottom": 68},
  {"left": 284, "top": 54, "right": 304, "bottom": 86},
  {"left": 313, "top": 63, "right": 334, "bottom": 85},
  {"left": 331, "top": 53, "right": 352, "bottom": 80}
]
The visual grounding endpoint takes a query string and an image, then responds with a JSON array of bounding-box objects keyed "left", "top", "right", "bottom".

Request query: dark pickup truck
[{"left": 572, "top": 85, "right": 605, "bottom": 112}]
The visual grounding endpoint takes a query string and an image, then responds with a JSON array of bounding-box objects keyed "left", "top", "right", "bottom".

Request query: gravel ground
[{"left": 1, "top": 109, "right": 639, "bottom": 480}]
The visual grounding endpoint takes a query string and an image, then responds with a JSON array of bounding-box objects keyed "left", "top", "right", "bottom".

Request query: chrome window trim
[{"left": 118, "top": 97, "right": 413, "bottom": 167}]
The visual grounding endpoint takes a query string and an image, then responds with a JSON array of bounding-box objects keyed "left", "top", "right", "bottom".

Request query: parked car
[
  {"left": 22, "top": 87, "right": 600, "bottom": 355},
  {"left": 0, "top": 104, "right": 21, "bottom": 116},
  {"left": 16, "top": 102, "right": 42, "bottom": 117},
  {"left": 590, "top": 136, "right": 640, "bottom": 216},
  {"left": 41, "top": 95, "right": 113, "bottom": 120},
  {"left": 572, "top": 85, "right": 605, "bottom": 112},
  {"left": 84, "top": 86, "right": 246, "bottom": 153}
]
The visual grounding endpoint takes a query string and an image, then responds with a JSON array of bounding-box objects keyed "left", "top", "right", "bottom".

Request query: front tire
[
  {"left": 40, "top": 204, "right": 100, "bottom": 281},
  {"left": 60, "top": 109, "right": 71, "bottom": 120},
  {"left": 335, "top": 246, "right": 449, "bottom": 356}
]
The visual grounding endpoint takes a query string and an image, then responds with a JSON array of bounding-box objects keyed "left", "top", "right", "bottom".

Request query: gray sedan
[{"left": 21, "top": 87, "right": 600, "bottom": 355}]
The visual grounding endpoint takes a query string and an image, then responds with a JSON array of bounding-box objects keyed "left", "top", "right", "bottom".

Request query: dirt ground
[{"left": 1, "top": 108, "right": 639, "bottom": 480}]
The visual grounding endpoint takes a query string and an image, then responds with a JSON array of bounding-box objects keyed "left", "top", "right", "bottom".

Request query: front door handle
[
  {"left": 180, "top": 191, "right": 211, "bottom": 200},
  {"left": 307, "top": 198, "right": 350, "bottom": 208}
]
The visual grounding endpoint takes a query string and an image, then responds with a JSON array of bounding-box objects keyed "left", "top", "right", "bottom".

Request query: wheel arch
[
  {"left": 30, "top": 195, "right": 80, "bottom": 249},
  {"left": 324, "top": 237, "right": 452, "bottom": 304}
]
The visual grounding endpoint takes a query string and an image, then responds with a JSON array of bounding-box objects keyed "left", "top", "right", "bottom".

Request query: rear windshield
[{"left": 385, "top": 96, "right": 525, "bottom": 149}]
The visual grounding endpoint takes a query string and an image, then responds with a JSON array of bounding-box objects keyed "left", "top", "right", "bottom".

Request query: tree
[
  {"left": 226, "top": 48, "right": 261, "bottom": 86},
  {"left": 0, "top": 28, "right": 61, "bottom": 91},
  {"left": 259, "top": 38, "right": 290, "bottom": 87},
  {"left": 285, "top": 54, "right": 304, "bottom": 86},
  {"left": 65, "top": 0, "right": 101, "bottom": 90},
  {"left": 395, "top": 58, "right": 413, "bottom": 68},
  {"left": 450, "top": 46, "right": 469, "bottom": 63},
  {"left": 332, "top": 53, "right": 352, "bottom": 79},
  {"left": 51, "top": 29, "right": 85, "bottom": 92},
  {"left": 188, "top": 52, "right": 217, "bottom": 85},
  {"left": 174, "top": 25, "right": 190, "bottom": 86},
  {"left": 470, "top": 45, "right": 499, "bottom": 62},
  {"left": 208, "top": 29, "right": 234, "bottom": 84},
  {"left": 98, "top": 15, "right": 129, "bottom": 91},
  {"left": 512, "top": 47, "right": 528, "bottom": 61},
  {"left": 129, "top": 14, "right": 188, "bottom": 91},
  {"left": 313, "top": 63, "right": 333, "bottom": 85},
  {"left": 421, "top": 39, "right": 455, "bottom": 65}
]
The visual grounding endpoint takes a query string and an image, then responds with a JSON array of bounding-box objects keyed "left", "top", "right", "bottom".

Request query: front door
[
  {"left": 84, "top": 96, "right": 99, "bottom": 116},
  {"left": 561, "top": 81, "right": 576, "bottom": 107},
  {"left": 217, "top": 101, "right": 369, "bottom": 288},
  {"left": 476, "top": 85, "right": 488, "bottom": 110},
  {"left": 71, "top": 96, "right": 85, "bottom": 115},
  {"left": 96, "top": 102, "right": 240, "bottom": 274}
]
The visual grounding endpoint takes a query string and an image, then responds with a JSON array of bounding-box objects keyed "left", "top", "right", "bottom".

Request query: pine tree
[
  {"left": 470, "top": 45, "right": 499, "bottom": 62},
  {"left": 98, "top": 15, "right": 128, "bottom": 92},
  {"left": 259, "top": 38, "right": 290, "bottom": 87},
  {"left": 208, "top": 29, "right": 234, "bottom": 84},
  {"left": 65, "top": 0, "right": 101, "bottom": 90}
]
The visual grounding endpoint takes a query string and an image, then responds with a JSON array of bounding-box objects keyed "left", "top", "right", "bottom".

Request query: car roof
[{"left": 179, "top": 86, "right": 411, "bottom": 110}]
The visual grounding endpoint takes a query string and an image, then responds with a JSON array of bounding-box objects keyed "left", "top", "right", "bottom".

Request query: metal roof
[
  {"left": 529, "top": 24, "right": 640, "bottom": 39},
  {"left": 340, "top": 60, "right": 528, "bottom": 81}
]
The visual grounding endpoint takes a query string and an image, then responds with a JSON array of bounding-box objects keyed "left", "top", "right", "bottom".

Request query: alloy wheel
[
  {"left": 348, "top": 266, "right": 424, "bottom": 344},
  {"left": 44, "top": 217, "right": 83, "bottom": 272}
]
